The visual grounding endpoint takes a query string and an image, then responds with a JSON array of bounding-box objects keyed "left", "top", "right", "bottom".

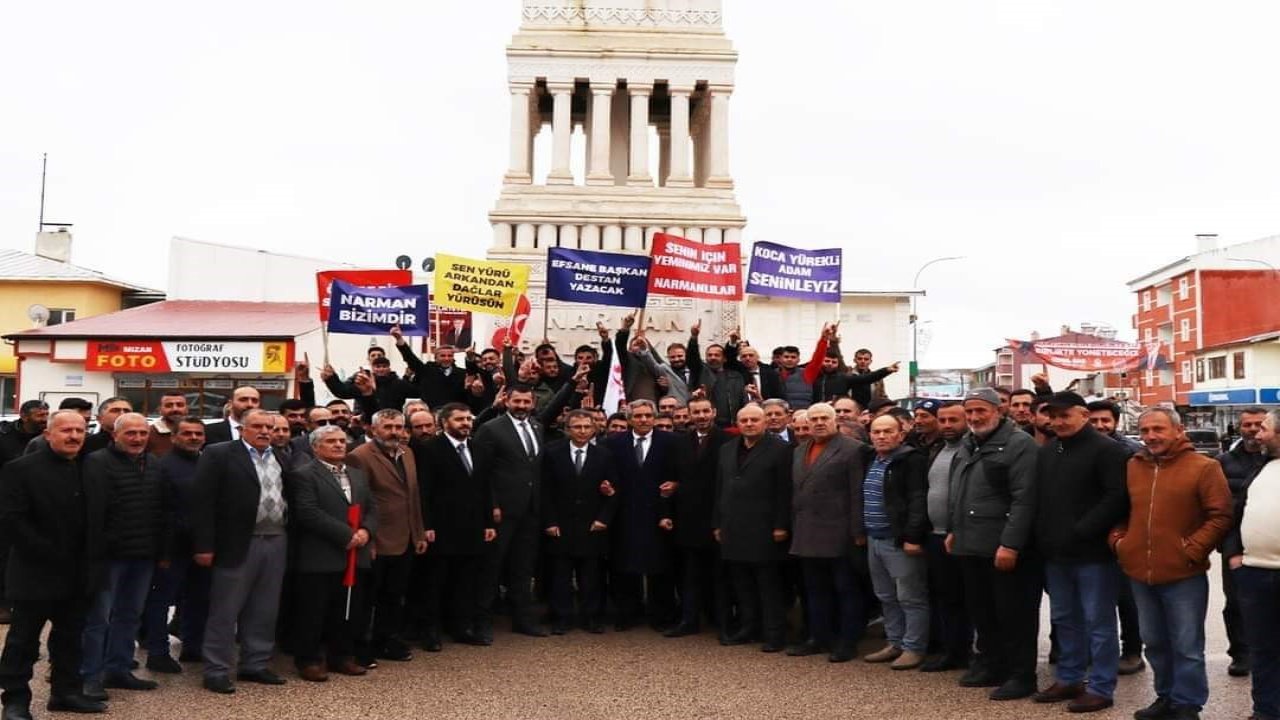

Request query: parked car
[{"left": 1185, "top": 428, "right": 1221, "bottom": 456}]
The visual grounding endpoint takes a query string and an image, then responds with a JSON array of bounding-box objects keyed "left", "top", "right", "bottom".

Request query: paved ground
[{"left": 3, "top": 563, "right": 1255, "bottom": 720}]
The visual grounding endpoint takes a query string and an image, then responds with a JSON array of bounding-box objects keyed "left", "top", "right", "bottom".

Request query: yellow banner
[{"left": 433, "top": 254, "right": 529, "bottom": 317}]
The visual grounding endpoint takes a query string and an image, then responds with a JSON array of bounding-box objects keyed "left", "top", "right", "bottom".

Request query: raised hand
[
  {"left": 321, "top": 362, "right": 337, "bottom": 381},
  {"left": 596, "top": 321, "right": 609, "bottom": 340},
  {"left": 622, "top": 312, "right": 636, "bottom": 330},
  {"left": 390, "top": 324, "right": 405, "bottom": 344},
  {"left": 294, "top": 352, "right": 311, "bottom": 384},
  {"left": 690, "top": 319, "right": 701, "bottom": 338}
]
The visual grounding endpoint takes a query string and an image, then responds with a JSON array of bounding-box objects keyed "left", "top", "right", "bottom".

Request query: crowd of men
[{"left": 0, "top": 316, "right": 1275, "bottom": 720}]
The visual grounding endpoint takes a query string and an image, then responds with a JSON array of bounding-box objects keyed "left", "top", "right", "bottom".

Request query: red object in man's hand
[{"left": 343, "top": 505, "right": 362, "bottom": 588}]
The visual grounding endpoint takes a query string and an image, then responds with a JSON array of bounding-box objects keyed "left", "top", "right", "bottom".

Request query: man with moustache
[
  {"left": 287, "top": 426, "right": 376, "bottom": 682},
  {"left": 713, "top": 405, "right": 793, "bottom": 653},
  {"left": 81, "top": 413, "right": 170, "bottom": 699},
  {"left": 946, "top": 388, "right": 1041, "bottom": 701},
  {"left": 0, "top": 411, "right": 107, "bottom": 718},
  {"left": 348, "top": 410, "right": 427, "bottom": 662},
  {"left": 1111, "top": 408, "right": 1231, "bottom": 720},
  {"left": 146, "top": 392, "right": 190, "bottom": 457},
  {"left": 193, "top": 409, "right": 290, "bottom": 694},
  {"left": 1031, "top": 393, "right": 1129, "bottom": 713}
]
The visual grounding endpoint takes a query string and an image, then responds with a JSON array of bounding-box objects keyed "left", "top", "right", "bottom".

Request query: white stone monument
[{"left": 486, "top": 0, "right": 746, "bottom": 353}]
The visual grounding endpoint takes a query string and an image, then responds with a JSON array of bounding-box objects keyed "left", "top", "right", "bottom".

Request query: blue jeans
[
  {"left": 82, "top": 559, "right": 155, "bottom": 679},
  {"left": 867, "top": 537, "right": 929, "bottom": 653},
  {"left": 1234, "top": 566, "right": 1280, "bottom": 720},
  {"left": 1130, "top": 574, "right": 1209, "bottom": 711},
  {"left": 1045, "top": 561, "right": 1120, "bottom": 699}
]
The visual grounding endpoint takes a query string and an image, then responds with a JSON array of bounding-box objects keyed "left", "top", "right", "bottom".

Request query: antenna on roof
[{"left": 38, "top": 153, "right": 46, "bottom": 234}]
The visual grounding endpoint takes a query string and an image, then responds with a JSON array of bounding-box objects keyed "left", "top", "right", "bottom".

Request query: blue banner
[
  {"left": 546, "top": 247, "right": 651, "bottom": 308},
  {"left": 326, "top": 279, "right": 430, "bottom": 336},
  {"left": 745, "top": 241, "right": 842, "bottom": 302}
]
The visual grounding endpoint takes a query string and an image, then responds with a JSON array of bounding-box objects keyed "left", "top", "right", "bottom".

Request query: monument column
[
  {"left": 504, "top": 81, "right": 534, "bottom": 184},
  {"left": 666, "top": 86, "right": 694, "bottom": 188},
  {"left": 627, "top": 82, "right": 653, "bottom": 186},
  {"left": 586, "top": 82, "right": 615, "bottom": 186},
  {"left": 706, "top": 84, "right": 734, "bottom": 189},
  {"left": 547, "top": 81, "right": 575, "bottom": 185}
]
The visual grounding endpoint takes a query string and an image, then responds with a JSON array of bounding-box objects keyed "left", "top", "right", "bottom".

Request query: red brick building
[{"left": 1127, "top": 235, "right": 1280, "bottom": 413}]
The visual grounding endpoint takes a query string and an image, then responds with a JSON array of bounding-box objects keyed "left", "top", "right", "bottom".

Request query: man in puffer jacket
[
  {"left": 80, "top": 413, "right": 172, "bottom": 700},
  {"left": 1110, "top": 407, "right": 1232, "bottom": 720}
]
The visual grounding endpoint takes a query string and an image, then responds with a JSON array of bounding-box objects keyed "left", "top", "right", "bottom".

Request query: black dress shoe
[
  {"left": 761, "top": 641, "right": 786, "bottom": 653},
  {"left": 2, "top": 703, "right": 32, "bottom": 720},
  {"left": 720, "top": 629, "right": 753, "bottom": 646},
  {"left": 959, "top": 662, "right": 1004, "bottom": 688},
  {"left": 203, "top": 675, "right": 235, "bottom": 694},
  {"left": 786, "top": 641, "right": 829, "bottom": 657},
  {"left": 989, "top": 677, "right": 1036, "bottom": 701},
  {"left": 236, "top": 668, "right": 286, "bottom": 685},
  {"left": 920, "top": 656, "right": 965, "bottom": 673},
  {"left": 46, "top": 694, "right": 106, "bottom": 714},
  {"left": 828, "top": 646, "right": 855, "bottom": 663},
  {"left": 1133, "top": 697, "right": 1175, "bottom": 720},
  {"left": 81, "top": 680, "right": 108, "bottom": 702},
  {"left": 454, "top": 630, "right": 491, "bottom": 646},
  {"left": 421, "top": 634, "right": 443, "bottom": 652},
  {"left": 586, "top": 621, "right": 605, "bottom": 634},
  {"left": 513, "top": 623, "right": 549, "bottom": 638},
  {"left": 550, "top": 622, "right": 569, "bottom": 636},
  {"left": 103, "top": 671, "right": 158, "bottom": 690},
  {"left": 663, "top": 622, "right": 699, "bottom": 638},
  {"left": 1228, "top": 658, "right": 1250, "bottom": 677},
  {"left": 146, "top": 654, "right": 183, "bottom": 674}
]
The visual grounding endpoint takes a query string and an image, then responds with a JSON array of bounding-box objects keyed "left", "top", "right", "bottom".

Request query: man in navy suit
[
  {"left": 605, "top": 400, "right": 683, "bottom": 631},
  {"left": 542, "top": 410, "right": 618, "bottom": 634},
  {"left": 472, "top": 384, "right": 547, "bottom": 638}
]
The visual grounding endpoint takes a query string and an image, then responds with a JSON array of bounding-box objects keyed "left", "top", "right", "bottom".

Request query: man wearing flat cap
[
  {"left": 946, "top": 388, "right": 1041, "bottom": 701},
  {"left": 1030, "top": 392, "right": 1130, "bottom": 713}
]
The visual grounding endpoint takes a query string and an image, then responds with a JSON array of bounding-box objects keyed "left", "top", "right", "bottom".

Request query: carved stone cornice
[{"left": 521, "top": 5, "right": 722, "bottom": 30}]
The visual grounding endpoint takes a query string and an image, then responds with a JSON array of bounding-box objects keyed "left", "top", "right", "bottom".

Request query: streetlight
[{"left": 910, "top": 256, "right": 965, "bottom": 401}]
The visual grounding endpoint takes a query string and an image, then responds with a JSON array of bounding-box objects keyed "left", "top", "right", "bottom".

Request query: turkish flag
[{"left": 489, "top": 293, "right": 531, "bottom": 348}]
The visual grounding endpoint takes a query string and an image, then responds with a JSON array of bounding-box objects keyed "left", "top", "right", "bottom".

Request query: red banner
[
  {"left": 646, "top": 233, "right": 742, "bottom": 301},
  {"left": 316, "top": 269, "right": 413, "bottom": 321},
  {"left": 1007, "top": 338, "right": 1159, "bottom": 372},
  {"left": 86, "top": 340, "right": 171, "bottom": 372}
]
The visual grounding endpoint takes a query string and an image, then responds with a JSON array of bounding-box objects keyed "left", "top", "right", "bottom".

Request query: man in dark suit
[
  {"left": 192, "top": 408, "right": 290, "bottom": 694},
  {"left": 713, "top": 405, "right": 793, "bottom": 653},
  {"left": 287, "top": 427, "right": 377, "bottom": 682},
  {"left": 418, "top": 404, "right": 496, "bottom": 650},
  {"left": 726, "top": 339, "right": 784, "bottom": 402},
  {"left": 542, "top": 410, "right": 618, "bottom": 634},
  {"left": 787, "top": 402, "right": 870, "bottom": 662},
  {"left": 605, "top": 399, "right": 682, "bottom": 630},
  {"left": 472, "top": 384, "right": 547, "bottom": 638},
  {"left": 203, "top": 386, "right": 262, "bottom": 445},
  {"left": 667, "top": 397, "right": 730, "bottom": 638},
  {"left": 347, "top": 410, "right": 427, "bottom": 663},
  {"left": 0, "top": 411, "right": 107, "bottom": 718}
]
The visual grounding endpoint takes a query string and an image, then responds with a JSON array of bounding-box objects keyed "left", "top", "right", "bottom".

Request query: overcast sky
[{"left": 3, "top": 1, "right": 1279, "bottom": 368}]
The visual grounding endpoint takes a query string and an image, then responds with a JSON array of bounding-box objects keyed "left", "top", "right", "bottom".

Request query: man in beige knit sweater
[{"left": 1222, "top": 408, "right": 1280, "bottom": 720}]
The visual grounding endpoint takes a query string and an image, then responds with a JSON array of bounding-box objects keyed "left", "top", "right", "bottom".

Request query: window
[
  {"left": 1142, "top": 290, "right": 1151, "bottom": 310},
  {"left": 1178, "top": 277, "right": 1189, "bottom": 300},
  {"left": 1234, "top": 351, "right": 1246, "bottom": 379},
  {"left": 1179, "top": 319, "right": 1191, "bottom": 343},
  {"left": 47, "top": 308, "right": 76, "bottom": 326},
  {"left": 114, "top": 377, "right": 288, "bottom": 418},
  {"left": 1208, "top": 356, "right": 1227, "bottom": 380},
  {"left": 1144, "top": 327, "right": 1153, "bottom": 342},
  {"left": 1196, "top": 359, "right": 1205, "bottom": 382},
  {"left": 0, "top": 376, "right": 14, "bottom": 413},
  {"left": 1145, "top": 369, "right": 1154, "bottom": 386},
  {"left": 1180, "top": 360, "right": 1192, "bottom": 385}
]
